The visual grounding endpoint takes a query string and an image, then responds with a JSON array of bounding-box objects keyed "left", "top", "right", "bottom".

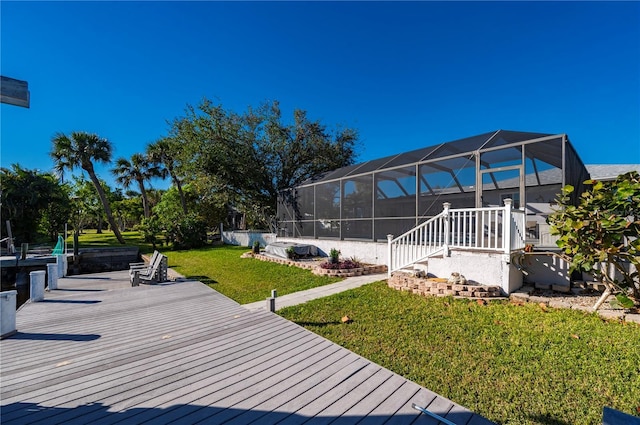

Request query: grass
[
  {"left": 66, "top": 229, "right": 157, "bottom": 253},
  {"left": 162, "top": 245, "right": 341, "bottom": 304},
  {"left": 279, "top": 281, "right": 640, "bottom": 425}
]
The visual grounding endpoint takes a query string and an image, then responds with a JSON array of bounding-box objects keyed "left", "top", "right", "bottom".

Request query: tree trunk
[
  {"left": 138, "top": 178, "right": 150, "bottom": 218},
  {"left": 86, "top": 168, "right": 126, "bottom": 244},
  {"left": 171, "top": 171, "right": 188, "bottom": 214},
  {"left": 73, "top": 230, "right": 79, "bottom": 256}
]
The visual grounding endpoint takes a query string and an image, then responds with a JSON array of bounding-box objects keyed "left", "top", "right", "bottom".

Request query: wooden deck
[{"left": 1, "top": 271, "right": 494, "bottom": 424}]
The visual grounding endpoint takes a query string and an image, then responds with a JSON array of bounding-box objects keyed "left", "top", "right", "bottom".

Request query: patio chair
[
  {"left": 130, "top": 251, "right": 160, "bottom": 278},
  {"left": 130, "top": 252, "right": 167, "bottom": 285}
]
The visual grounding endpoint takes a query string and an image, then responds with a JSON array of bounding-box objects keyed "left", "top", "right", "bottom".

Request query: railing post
[
  {"left": 503, "top": 198, "right": 512, "bottom": 254},
  {"left": 387, "top": 234, "right": 394, "bottom": 278},
  {"left": 442, "top": 203, "right": 450, "bottom": 257}
]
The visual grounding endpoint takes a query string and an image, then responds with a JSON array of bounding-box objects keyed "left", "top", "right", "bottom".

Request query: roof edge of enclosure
[{"left": 277, "top": 129, "right": 590, "bottom": 241}]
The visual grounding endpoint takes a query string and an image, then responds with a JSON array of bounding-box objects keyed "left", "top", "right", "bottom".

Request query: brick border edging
[
  {"left": 388, "top": 273, "right": 502, "bottom": 298},
  {"left": 312, "top": 264, "right": 387, "bottom": 277},
  {"left": 247, "top": 252, "right": 387, "bottom": 277}
]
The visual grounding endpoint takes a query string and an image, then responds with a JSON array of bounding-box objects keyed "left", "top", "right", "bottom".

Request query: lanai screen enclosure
[{"left": 277, "top": 130, "right": 590, "bottom": 241}]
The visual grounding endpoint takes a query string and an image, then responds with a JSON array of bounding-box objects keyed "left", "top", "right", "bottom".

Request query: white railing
[
  {"left": 387, "top": 199, "right": 526, "bottom": 277},
  {"left": 386, "top": 210, "right": 449, "bottom": 274}
]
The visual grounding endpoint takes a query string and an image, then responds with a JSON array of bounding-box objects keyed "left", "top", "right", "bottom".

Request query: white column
[
  {"left": 30, "top": 270, "right": 45, "bottom": 302},
  {"left": 56, "top": 254, "right": 65, "bottom": 278},
  {"left": 47, "top": 263, "right": 58, "bottom": 290},
  {"left": 1, "top": 290, "right": 17, "bottom": 338},
  {"left": 503, "top": 198, "right": 513, "bottom": 254},
  {"left": 443, "top": 203, "right": 451, "bottom": 257},
  {"left": 387, "top": 234, "right": 394, "bottom": 278}
]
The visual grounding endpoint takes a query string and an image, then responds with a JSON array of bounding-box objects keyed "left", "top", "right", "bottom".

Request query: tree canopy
[
  {"left": 172, "top": 98, "right": 359, "bottom": 229},
  {"left": 1, "top": 99, "right": 358, "bottom": 251},
  {"left": 0, "top": 164, "right": 68, "bottom": 244},
  {"left": 50, "top": 131, "right": 126, "bottom": 244}
]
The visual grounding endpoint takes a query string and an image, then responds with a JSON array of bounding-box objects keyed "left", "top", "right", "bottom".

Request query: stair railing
[{"left": 387, "top": 199, "right": 526, "bottom": 277}]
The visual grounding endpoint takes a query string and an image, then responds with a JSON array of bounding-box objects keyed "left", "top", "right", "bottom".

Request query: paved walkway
[{"left": 242, "top": 273, "right": 387, "bottom": 311}]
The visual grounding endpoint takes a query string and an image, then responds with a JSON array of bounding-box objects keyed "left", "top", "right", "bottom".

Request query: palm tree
[
  {"left": 147, "top": 137, "right": 188, "bottom": 214},
  {"left": 112, "top": 153, "right": 159, "bottom": 219},
  {"left": 50, "top": 131, "right": 126, "bottom": 244}
]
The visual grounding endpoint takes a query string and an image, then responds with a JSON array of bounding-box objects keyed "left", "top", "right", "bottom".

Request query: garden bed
[{"left": 247, "top": 252, "right": 387, "bottom": 277}]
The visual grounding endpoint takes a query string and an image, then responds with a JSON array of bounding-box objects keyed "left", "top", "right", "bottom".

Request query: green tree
[
  {"left": 548, "top": 172, "right": 640, "bottom": 306},
  {"left": 39, "top": 179, "right": 72, "bottom": 242},
  {"left": 147, "top": 136, "right": 188, "bottom": 214},
  {"left": 149, "top": 185, "right": 213, "bottom": 249},
  {"left": 113, "top": 197, "right": 144, "bottom": 231},
  {"left": 0, "top": 164, "right": 66, "bottom": 244},
  {"left": 112, "top": 153, "right": 159, "bottom": 219},
  {"left": 68, "top": 176, "right": 101, "bottom": 240},
  {"left": 50, "top": 131, "right": 125, "bottom": 244},
  {"left": 176, "top": 98, "right": 358, "bottom": 229}
]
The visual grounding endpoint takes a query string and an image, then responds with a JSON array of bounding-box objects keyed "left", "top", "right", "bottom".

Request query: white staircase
[{"left": 387, "top": 200, "right": 526, "bottom": 277}]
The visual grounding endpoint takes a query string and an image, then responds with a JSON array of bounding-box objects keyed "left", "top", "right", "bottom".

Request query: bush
[{"left": 548, "top": 171, "right": 640, "bottom": 300}]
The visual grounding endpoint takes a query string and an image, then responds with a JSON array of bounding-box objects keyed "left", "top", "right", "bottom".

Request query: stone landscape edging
[{"left": 248, "top": 252, "right": 387, "bottom": 277}]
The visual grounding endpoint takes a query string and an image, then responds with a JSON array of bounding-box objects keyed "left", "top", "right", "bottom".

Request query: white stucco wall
[
  {"left": 520, "top": 253, "right": 571, "bottom": 287},
  {"left": 275, "top": 237, "right": 389, "bottom": 265},
  {"left": 221, "top": 233, "right": 388, "bottom": 265},
  {"left": 222, "top": 231, "right": 277, "bottom": 248},
  {"left": 427, "top": 250, "right": 522, "bottom": 293}
]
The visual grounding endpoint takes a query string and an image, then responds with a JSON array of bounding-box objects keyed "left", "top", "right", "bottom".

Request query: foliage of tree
[
  {"left": 112, "top": 197, "right": 144, "bottom": 232},
  {"left": 147, "top": 137, "right": 188, "bottom": 214},
  {"left": 0, "top": 165, "right": 68, "bottom": 244},
  {"left": 112, "top": 153, "right": 160, "bottom": 219},
  {"left": 548, "top": 172, "right": 640, "bottom": 302},
  {"left": 173, "top": 98, "right": 358, "bottom": 229},
  {"left": 142, "top": 185, "right": 216, "bottom": 250},
  {"left": 68, "top": 176, "right": 110, "bottom": 232},
  {"left": 39, "top": 180, "right": 72, "bottom": 242},
  {"left": 50, "top": 131, "right": 126, "bottom": 244}
]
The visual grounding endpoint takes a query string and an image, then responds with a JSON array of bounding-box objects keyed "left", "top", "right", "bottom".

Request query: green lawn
[
  {"left": 163, "top": 245, "right": 340, "bottom": 304},
  {"left": 279, "top": 281, "right": 640, "bottom": 425},
  {"left": 68, "top": 229, "right": 157, "bottom": 252}
]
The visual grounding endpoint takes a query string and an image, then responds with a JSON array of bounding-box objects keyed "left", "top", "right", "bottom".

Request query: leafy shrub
[
  {"left": 167, "top": 213, "right": 208, "bottom": 250},
  {"left": 548, "top": 171, "right": 640, "bottom": 300}
]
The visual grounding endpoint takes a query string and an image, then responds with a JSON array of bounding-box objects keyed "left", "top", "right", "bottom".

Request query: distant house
[{"left": 585, "top": 164, "right": 640, "bottom": 182}]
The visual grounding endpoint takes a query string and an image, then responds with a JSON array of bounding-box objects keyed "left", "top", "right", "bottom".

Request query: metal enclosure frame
[{"left": 277, "top": 130, "right": 590, "bottom": 241}]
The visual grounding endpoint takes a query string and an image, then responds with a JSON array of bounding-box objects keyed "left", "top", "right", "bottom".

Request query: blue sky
[{"left": 1, "top": 1, "right": 639, "bottom": 191}]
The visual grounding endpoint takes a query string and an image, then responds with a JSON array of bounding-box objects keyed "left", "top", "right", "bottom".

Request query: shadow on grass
[
  {"left": 292, "top": 320, "right": 342, "bottom": 328},
  {"left": 185, "top": 275, "right": 218, "bottom": 285},
  {"left": 527, "top": 413, "right": 573, "bottom": 425}
]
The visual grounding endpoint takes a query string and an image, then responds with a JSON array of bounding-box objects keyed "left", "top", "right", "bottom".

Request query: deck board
[{"left": 1, "top": 270, "right": 494, "bottom": 424}]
